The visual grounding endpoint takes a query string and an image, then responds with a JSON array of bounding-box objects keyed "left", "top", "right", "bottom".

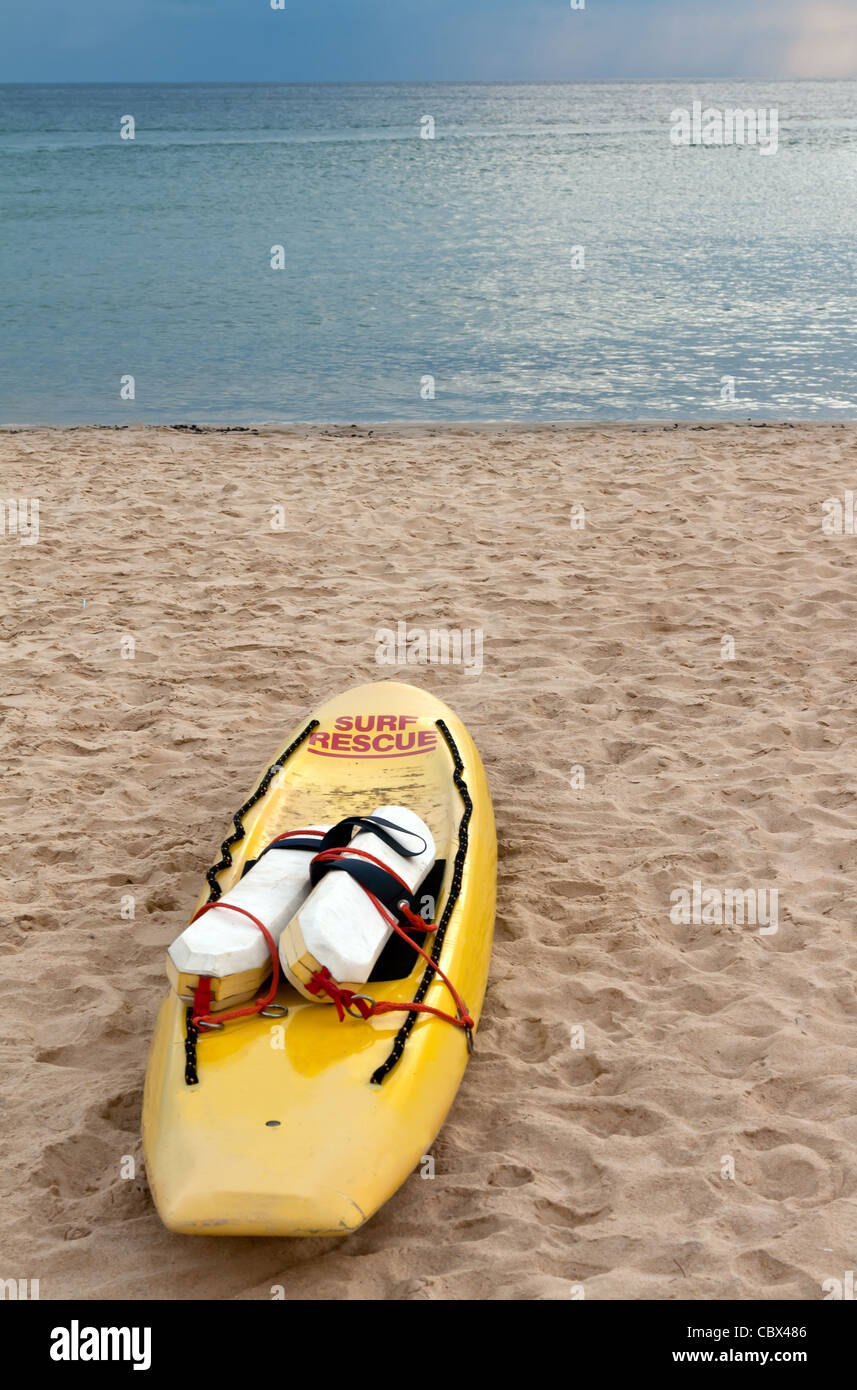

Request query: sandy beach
[{"left": 2, "top": 421, "right": 857, "bottom": 1301}]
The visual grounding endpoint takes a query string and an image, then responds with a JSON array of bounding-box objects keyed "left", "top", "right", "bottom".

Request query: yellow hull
[{"left": 142, "top": 681, "right": 496, "bottom": 1236}]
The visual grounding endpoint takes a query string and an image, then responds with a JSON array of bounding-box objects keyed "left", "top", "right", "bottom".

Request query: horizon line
[{"left": 2, "top": 76, "right": 856, "bottom": 87}]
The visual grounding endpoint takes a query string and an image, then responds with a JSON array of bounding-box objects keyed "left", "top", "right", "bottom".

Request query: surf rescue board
[{"left": 142, "top": 681, "right": 496, "bottom": 1236}]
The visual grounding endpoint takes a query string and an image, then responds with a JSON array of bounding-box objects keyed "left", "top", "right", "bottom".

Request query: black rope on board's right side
[
  {"left": 184, "top": 718, "right": 319, "bottom": 1085},
  {"left": 370, "top": 718, "right": 473, "bottom": 1086}
]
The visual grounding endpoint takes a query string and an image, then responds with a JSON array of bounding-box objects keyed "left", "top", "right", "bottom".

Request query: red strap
[
  {"left": 309, "top": 845, "right": 414, "bottom": 897},
  {"left": 307, "top": 966, "right": 364, "bottom": 1021},
  {"left": 186, "top": 828, "right": 473, "bottom": 1047},
  {"left": 308, "top": 897, "right": 474, "bottom": 1037},
  {"left": 193, "top": 974, "right": 212, "bottom": 1017},
  {"left": 268, "top": 829, "right": 326, "bottom": 845},
  {"left": 189, "top": 827, "right": 321, "bottom": 1026},
  {"left": 188, "top": 900, "right": 280, "bottom": 1029}
]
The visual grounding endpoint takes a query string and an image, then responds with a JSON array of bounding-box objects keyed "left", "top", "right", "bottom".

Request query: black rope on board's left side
[
  {"left": 184, "top": 1007, "right": 200, "bottom": 1085},
  {"left": 184, "top": 718, "right": 319, "bottom": 1084},
  {"left": 204, "top": 720, "right": 319, "bottom": 903},
  {"left": 370, "top": 718, "right": 473, "bottom": 1086}
]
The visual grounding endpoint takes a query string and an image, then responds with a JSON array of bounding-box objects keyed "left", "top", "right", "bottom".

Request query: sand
[{"left": 2, "top": 421, "right": 857, "bottom": 1301}]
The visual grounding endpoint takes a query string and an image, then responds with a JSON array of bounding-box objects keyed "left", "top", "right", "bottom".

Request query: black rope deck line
[
  {"left": 204, "top": 720, "right": 319, "bottom": 903},
  {"left": 370, "top": 718, "right": 473, "bottom": 1087},
  {"left": 184, "top": 1007, "right": 201, "bottom": 1086},
  {"left": 184, "top": 718, "right": 319, "bottom": 1085}
]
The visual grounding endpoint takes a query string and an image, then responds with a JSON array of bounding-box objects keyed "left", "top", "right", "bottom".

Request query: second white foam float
[{"left": 279, "top": 805, "right": 436, "bottom": 998}]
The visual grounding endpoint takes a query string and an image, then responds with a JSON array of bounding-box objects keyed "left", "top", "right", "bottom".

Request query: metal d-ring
[
  {"left": 260, "top": 1004, "right": 289, "bottom": 1018},
  {"left": 196, "top": 1018, "right": 225, "bottom": 1031},
  {"left": 345, "top": 993, "right": 376, "bottom": 1019}
]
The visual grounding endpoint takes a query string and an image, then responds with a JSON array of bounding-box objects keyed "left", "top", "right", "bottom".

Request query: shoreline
[{"left": 3, "top": 419, "right": 857, "bottom": 437}]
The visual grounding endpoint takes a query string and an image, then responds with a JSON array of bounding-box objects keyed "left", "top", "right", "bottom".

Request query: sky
[{"left": 1, "top": 0, "right": 857, "bottom": 84}]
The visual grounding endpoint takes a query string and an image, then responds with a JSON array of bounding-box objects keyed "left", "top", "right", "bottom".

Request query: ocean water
[{"left": 1, "top": 81, "right": 856, "bottom": 424}]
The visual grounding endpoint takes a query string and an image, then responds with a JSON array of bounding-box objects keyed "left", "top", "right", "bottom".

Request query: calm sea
[{"left": 1, "top": 81, "right": 856, "bottom": 423}]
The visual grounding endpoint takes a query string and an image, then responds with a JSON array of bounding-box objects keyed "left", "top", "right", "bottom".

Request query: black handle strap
[
  {"left": 317, "top": 815, "right": 428, "bottom": 860},
  {"left": 308, "top": 853, "right": 424, "bottom": 914},
  {"left": 259, "top": 835, "right": 329, "bottom": 858}
]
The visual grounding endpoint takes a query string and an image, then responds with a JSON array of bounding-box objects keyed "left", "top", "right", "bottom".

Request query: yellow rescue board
[{"left": 142, "top": 681, "right": 496, "bottom": 1236}]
